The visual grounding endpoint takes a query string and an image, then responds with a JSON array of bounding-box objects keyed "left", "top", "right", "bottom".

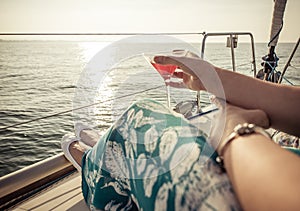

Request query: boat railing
[
  {"left": 0, "top": 153, "right": 75, "bottom": 210},
  {"left": 200, "top": 32, "right": 257, "bottom": 75},
  {"left": 195, "top": 32, "right": 256, "bottom": 110},
  {"left": 278, "top": 37, "right": 300, "bottom": 84}
]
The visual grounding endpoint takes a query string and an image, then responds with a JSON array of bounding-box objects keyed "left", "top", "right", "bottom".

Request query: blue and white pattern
[{"left": 81, "top": 99, "right": 241, "bottom": 210}]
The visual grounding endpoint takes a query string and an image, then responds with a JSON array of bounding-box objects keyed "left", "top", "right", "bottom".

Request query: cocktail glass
[{"left": 143, "top": 50, "right": 188, "bottom": 108}]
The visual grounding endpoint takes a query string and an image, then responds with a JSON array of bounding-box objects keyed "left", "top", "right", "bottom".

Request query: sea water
[{"left": 0, "top": 39, "right": 299, "bottom": 177}]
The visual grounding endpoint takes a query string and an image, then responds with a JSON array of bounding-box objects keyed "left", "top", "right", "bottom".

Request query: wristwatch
[{"left": 216, "top": 123, "right": 270, "bottom": 166}]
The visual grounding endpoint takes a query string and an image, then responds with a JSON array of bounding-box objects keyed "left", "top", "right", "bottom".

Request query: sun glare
[{"left": 78, "top": 42, "right": 111, "bottom": 62}]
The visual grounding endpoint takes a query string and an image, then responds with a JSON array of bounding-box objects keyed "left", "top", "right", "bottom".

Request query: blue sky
[{"left": 0, "top": 0, "right": 299, "bottom": 42}]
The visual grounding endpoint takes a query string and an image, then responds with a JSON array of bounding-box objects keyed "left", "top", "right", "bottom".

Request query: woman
[{"left": 62, "top": 55, "right": 300, "bottom": 210}]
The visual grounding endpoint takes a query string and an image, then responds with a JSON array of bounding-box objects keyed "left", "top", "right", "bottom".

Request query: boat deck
[
  {"left": 13, "top": 173, "right": 88, "bottom": 211},
  {"left": 0, "top": 154, "right": 89, "bottom": 210}
]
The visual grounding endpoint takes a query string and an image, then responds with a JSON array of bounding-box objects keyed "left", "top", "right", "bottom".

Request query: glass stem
[
  {"left": 165, "top": 75, "right": 171, "bottom": 108},
  {"left": 166, "top": 84, "right": 171, "bottom": 108}
]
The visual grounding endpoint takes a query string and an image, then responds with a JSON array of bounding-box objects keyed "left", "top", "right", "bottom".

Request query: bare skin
[
  {"left": 154, "top": 56, "right": 300, "bottom": 137},
  {"left": 67, "top": 55, "right": 300, "bottom": 210},
  {"left": 155, "top": 55, "right": 300, "bottom": 211},
  {"left": 218, "top": 102, "right": 300, "bottom": 211},
  {"left": 69, "top": 142, "right": 85, "bottom": 167},
  {"left": 70, "top": 99, "right": 300, "bottom": 211},
  {"left": 209, "top": 96, "right": 269, "bottom": 149},
  {"left": 69, "top": 129, "right": 101, "bottom": 167}
]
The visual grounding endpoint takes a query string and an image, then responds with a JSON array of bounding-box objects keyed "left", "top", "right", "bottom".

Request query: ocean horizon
[{"left": 0, "top": 40, "right": 299, "bottom": 177}]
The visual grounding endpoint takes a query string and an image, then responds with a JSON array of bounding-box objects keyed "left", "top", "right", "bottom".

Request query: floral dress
[{"left": 81, "top": 99, "right": 241, "bottom": 210}]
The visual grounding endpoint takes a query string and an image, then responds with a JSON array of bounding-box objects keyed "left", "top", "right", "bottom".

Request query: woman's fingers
[
  {"left": 154, "top": 55, "right": 182, "bottom": 67},
  {"left": 210, "top": 95, "right": 226, "bottom": 110},
  {"left": 154, "top": 56, "right": 198, "bottom": 77},
  {"left": 173, "top": 71, "right": 184, "bottom": 78},
  {"left": 154, "top": 55, "right": 216, "bottom": 91}
]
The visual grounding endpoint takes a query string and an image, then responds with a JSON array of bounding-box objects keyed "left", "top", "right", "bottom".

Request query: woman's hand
[
  {"left": 154, "top": 56, "right": 216, "bottom": 91},
  {"left": 209, "top": 97, "right": 270, "bottom": 150}
]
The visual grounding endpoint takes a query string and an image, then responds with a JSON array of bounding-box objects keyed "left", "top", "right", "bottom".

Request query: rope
[
  {"left": 264, "top": 60, "right": 278, "bottom": 81},
  {"left": 268, "top": 20, "right": 284, "bottom": 47},
  {"left": 263, "top": 60, "right": 294, "bottom": 85},
  {"left": 0, "top": 32, "right": 204, "bottom": 36},
  {"left": 0, "top": 85, "right": 165, "bottom": 132},
  {"left": 281, "top": 76, "right": 294, "bottom": 85}
]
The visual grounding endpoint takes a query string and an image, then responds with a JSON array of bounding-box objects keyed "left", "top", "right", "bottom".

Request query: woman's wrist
[
  {"left": 216, "top": 123, "right": 271, "bottom": 167},
  {"left": 212, "top": 118, "right": 247, "bottom": 150}
]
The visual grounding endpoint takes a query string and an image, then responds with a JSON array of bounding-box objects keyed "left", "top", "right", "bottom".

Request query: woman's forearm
[
  {"left": 223, "top": 134, "right": 300, "bottom": 211},
  {"left": 214, "top": 67, "right": 300, "bottom": 136},
  {"left": 154, "top": 56, "right": 300, "bottom": 136}
]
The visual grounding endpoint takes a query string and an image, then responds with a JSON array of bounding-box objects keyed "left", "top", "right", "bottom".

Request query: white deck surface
[{"left": 14, "top": 173, "right": 89, "bottom": 211}]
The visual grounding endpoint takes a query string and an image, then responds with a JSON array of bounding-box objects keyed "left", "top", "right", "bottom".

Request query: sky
[{"left": 0, "top": 0, "right": 299, "bottom": 42}]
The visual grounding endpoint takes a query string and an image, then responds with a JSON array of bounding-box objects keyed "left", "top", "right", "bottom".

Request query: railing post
[
  {"left": 278, "top": 37, "right": 300, "bottom": 83},
  {"left": 249, "top": 33, "right": 257, "bottom": 76},
  {"left": 230, "top": 34, "right": 236, "bottom": 71}
]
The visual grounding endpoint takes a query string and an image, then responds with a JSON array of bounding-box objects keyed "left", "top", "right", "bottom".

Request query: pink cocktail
[
  {"left": 143, "top": 52, "right": 182, "bottom": 108},
  {"left": 150, "top": 62, "right": 177, "bottom": 77}
]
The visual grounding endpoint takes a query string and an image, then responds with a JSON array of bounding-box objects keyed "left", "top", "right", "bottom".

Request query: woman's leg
[{"left": 69, "top": 141, "right": 87, "bottom": 167}]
